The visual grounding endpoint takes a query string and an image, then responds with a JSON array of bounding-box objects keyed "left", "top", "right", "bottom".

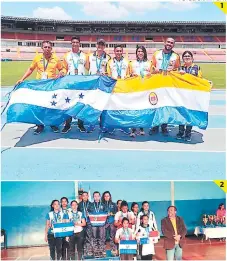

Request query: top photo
[{"left": 1, "top": 1, "right": 226, "bottom": 181}]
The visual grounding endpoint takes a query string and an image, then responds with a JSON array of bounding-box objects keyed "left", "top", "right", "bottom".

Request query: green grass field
[{"left": 1, "top": 61, "right": 226, "bottom": 88}]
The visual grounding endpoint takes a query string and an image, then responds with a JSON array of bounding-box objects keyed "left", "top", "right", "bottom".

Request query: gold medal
[
  {"left": 75, "top": 69, "right": 78, "bottom": 75},
  {"left": 117, "top": 76, "right": 121, "bottom": 79}
]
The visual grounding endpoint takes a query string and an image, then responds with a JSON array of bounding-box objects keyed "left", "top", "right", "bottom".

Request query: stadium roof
[{"left": 1, "top": 15, "right": 225, "bottom": 25}]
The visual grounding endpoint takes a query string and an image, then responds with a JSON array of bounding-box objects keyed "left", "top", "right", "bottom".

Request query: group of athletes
[
  {"left": 45, "top": 191, "right": 187, "bottom": 261},
  {"left": 17, "top": 36, "right": 203, "bottom": 142}
]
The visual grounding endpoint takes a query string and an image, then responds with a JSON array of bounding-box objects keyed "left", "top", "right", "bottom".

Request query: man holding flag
[
  {"left": 16, "top": 40, "right": 65, "bottom": 135},
  {"left": 150, "top": 37, "right": 181, "bottom": 136},
  {"left": 61, "top": 36, "right": 88, "bottom": 134}
]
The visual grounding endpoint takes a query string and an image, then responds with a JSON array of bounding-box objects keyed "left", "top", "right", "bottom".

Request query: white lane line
[{"left": 1, "top": 146, "right": 225, "bottom": 153}]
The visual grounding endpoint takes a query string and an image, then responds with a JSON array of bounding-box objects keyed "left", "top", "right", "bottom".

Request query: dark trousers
[
  {"left": 62, "top": 237, "right": 70, "bottom": 260},
  {"left": 68, "top": 231, "right": 84, "bottom": 260},
  {"left": 152, "top": 124, "right": 167, "bottom": 131},
  {"left": 179, "top": 125, "right": 192, "bottom": 134},
  {"left": 91, "top": 226, "right": 106, "bottom": 256},
  {"left": 120, "top": 254, "right": 134, "bottom": 260},
  {"left": 132, "top": 128, "right": 144, "bottom": 133},
  {"left": 84, "top": 224, "right": 93, "bottom": 256},
  {"left": 47, "top": 233, "right": 63, "bottom": 260},
  {"left": 141, "top": 254, "right": 153, "bottom": 260},
  {"left": 105, "top": 223, "right": 117, "bottom": 251},
  {"left": 65, "top": 117, "right": 84, "bottom": 128}
]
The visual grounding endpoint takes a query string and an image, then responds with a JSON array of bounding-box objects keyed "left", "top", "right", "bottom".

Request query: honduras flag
[
  {"left": 53, "top": 222, "right": 74, "bottom": 238},
  {"left": 119, "top": 240, "right": 137, "bottom": 254},
  {"left": 3, "top": 75, "right": 116, "bottom": 127}
]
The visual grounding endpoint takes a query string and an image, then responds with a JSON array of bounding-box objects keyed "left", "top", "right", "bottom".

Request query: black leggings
[
  {"left": 62, "top": 237, "right": 70, "bottom": 260},
  {"left": 68, "top": 231, "right": 84, "bottom": 260},
  {"left": 47, "top": 233, "right": 63, "bottom": 260}
]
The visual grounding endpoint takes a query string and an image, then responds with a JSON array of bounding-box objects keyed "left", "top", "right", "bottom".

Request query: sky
[{"left": 1, "top": 1, "right": 226, "bottom": 21}]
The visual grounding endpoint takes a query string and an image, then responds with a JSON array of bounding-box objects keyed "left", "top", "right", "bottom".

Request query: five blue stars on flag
[{"left": 50, "top": 92, "right": 85, "bottom": 107}]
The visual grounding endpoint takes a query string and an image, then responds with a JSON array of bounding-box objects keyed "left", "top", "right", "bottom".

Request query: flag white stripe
[
  {"left": 53, "top": 227, "right": 74, "bottom": 233},
  {"left": 8, "top": 88, "right": 110, "bottom": 111},
  {"left": 90, "top": 221, "right": 106, "bottom": 224},
  {"left": 119, "top": 244, "right": 137, "bottom": 250},
  {"left": 105, "top": 88, "right": 210, "bottom": 112}
]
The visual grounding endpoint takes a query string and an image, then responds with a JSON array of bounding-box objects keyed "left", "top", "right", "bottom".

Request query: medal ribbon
[
  {"left": 54, "top": 211, "right": 60, "bottom": 223},
  {"left": 83, "top": 201, "right": 89, "bottom": 219},
  {"left": 115, "top": 58, "right": 123, "bottom": 77},
  {"left": 139, "top": 60, "right": 145, "bottom": 77},
  {"left": 161, "top": 51, "right": 172, "bottom": 71},
  {"left": 43, "top": 56, "right": 50, "bottom": 72},
  {"left": 72, "top": 211, "right": 80, "bottom": 223},
  {"left": 71, "top": 51, "right": 80, "bottom": 70},
  {"left": 123, "top": 228, "right": 130, "bottom": 240},
  {"left": 94, "top": 202, "right": 101, "bottom": 213},
  {"left": 96, "top": 53, "right": 104, "bottom": 72}
]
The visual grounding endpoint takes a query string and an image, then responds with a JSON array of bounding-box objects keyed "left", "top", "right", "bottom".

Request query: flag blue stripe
[
  {"left": 53, "top": 222, "right": 74, "bottom": 228},
  {"left": 91, "top": 222, "right": 106, "bottom": 227},
  {"left": 15, "top": 75, "right": 116, "bottom": 93},
  {"left": 120, "top": 240, "right": 137, "bottom": 245},
  {"left": 6, "top": 103, "right": 102, "bottom": 126},
  {"left": 119, "top": 249, "right": 137, "bottom": 254},
  {"left": 54, "top": 231, "right": 74, "bottom": 237},
  {"left": 101, "top": 106, "right": 208, "bottom": 130},
  {"left": 89, "top": 212, "right": 108, "bottom": 215}
]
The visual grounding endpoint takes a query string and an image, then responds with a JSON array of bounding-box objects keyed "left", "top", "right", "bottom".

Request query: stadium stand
[{"left": 1, "top": 16, "right": 226, "bottom": 63}]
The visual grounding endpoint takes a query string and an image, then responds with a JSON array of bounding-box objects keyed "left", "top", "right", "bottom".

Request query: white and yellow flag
[{"left": 102, "top": 72, "right": 211, "bottom": 129}]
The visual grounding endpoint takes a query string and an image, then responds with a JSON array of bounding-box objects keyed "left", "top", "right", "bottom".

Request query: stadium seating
[{"left": 1, "top": 46, "right": 225, "bottom": 62}]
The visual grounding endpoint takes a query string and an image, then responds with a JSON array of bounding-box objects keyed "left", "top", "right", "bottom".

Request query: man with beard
[{"left": 150, "top": 38, "right": 180, "bottom": 136}]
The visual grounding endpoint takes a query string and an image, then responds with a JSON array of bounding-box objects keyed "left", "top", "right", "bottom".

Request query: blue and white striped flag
[
  {"left": 119, "top": 240, "right": 137, "bottom": 254},
  {"left": 53, "top": 222, "right": 74, "bottom": 238},
  {"left": 3, "top": 75, "right": 116, "bottom": 127}
]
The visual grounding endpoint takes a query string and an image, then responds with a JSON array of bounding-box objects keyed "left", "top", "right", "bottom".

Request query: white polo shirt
[
  {"left": 88, "top": 51, "right": 111, "bottom": 75},
  {"left": 63, "top": 51, "right": 87, "bottom": 75},
  {"left": 107, "top": 57, "right": 130, "bottom": 79},
  {"left": 130, "top": 60, "right": 152, "bottom": 76}
]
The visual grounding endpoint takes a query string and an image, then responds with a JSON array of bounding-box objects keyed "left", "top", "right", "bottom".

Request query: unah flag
[
  {"left": 101, "top": 72, "right": 211, "bottom": 129},
  {"left": 119, "top": 240, "right": 137, "bottom": 254},
  {"left": 53, "top": 222, "right": 74, "bottom": 238}
]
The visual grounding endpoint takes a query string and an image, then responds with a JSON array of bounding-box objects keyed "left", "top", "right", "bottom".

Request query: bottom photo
[{"left": 1, "top": 181, "right": 226, "bottom": 261}]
